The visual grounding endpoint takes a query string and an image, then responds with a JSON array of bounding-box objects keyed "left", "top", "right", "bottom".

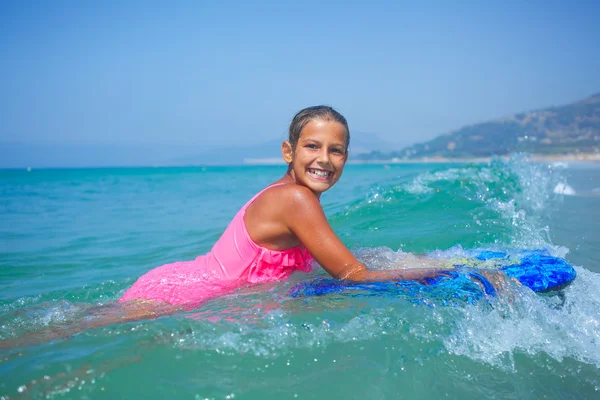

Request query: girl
[
  {"left": 3, "top": 106, "right": 456, "bottom": 347},
  {"left": 119, "top": 105, "right": 450, "bottom": 309}
]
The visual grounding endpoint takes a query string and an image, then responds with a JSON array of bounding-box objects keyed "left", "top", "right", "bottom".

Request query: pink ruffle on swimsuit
[{"left": 119, "top": 184, "right": 313, "bottom": 307}]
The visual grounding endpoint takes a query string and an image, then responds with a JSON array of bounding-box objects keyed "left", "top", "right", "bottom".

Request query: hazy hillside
[
  {"left": 0, "top": 132, "right": 396, "bottom": 168},
  {"left": 356, "top": 92, "right": 600, "bottom": 160},
  {"left": 5, "top": 94, "right": 599, "bottom": 168}
]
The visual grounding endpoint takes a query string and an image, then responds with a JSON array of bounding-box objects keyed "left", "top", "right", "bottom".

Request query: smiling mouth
[{"left": 307, "top": 168, "right": 332, "bottom": 180}]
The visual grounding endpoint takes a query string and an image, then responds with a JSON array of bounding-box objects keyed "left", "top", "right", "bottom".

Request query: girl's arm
[{"left": 282, "top": 186, "right": 450, "bottom": 282}]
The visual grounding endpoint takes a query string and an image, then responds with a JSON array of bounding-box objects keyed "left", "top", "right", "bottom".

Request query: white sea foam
[
  {"left": 443, "top": 266, "right": 600, "bottom": 370},
  {"left": 152, "top": 261, "right": 600, "bottom": 374},
  {"left": 553, "top": 183, "right": 577, "bottom": 195}
]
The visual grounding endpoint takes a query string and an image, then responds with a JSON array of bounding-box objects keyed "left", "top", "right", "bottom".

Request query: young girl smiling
[
  {"left": 120, "top": 105, "right": 449, "bottom": 308},
  {"left": 2, "top": 106, "right": 455, "bottom": 348}
]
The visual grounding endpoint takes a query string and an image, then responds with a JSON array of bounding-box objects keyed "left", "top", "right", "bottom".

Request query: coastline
[
  {"left": 3, "top": 153, "right": 599, "bottom": 170},
  {"left": 244, "top": 153, "right": 600, "bottom": 165}
]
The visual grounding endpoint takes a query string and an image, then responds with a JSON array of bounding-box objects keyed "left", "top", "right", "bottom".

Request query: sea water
[{"left": 1, "top": 157, "right": 599, "bottom": 399}]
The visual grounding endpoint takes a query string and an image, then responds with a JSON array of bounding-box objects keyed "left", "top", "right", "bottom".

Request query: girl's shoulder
[
  {"left": 250, "top": 182, "right": 319, "bottom": 213},
  {"left": 244, "top": 181, "right": 323, "bottom": 248},
  {"left": 264, "top": 181, "right": 317, "bottom": 202}
]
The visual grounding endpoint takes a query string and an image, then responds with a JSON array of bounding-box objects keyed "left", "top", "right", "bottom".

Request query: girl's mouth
[{"left": 307, "top": 168, "right": 332, "bottom": 180}]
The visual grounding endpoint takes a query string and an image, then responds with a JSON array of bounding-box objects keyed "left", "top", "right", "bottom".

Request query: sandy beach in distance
[
  {"left": 355, "top": 153, "right": 600, "bottom": 164},
  {"left": 244, "top": 152, "right": 600, "bottom": 165}
]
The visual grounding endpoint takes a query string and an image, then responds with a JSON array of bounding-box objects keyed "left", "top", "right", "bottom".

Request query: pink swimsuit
[{"left": 119, "top": 184, "right": 313, "bottom": 307}]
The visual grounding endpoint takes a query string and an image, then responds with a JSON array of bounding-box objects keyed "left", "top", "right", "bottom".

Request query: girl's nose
[
  {"left": 318, "top": 148, "right": 330, "bottom": 163},
  {"left": 317, "top": 149, "right": 329, "bottom": 163}
]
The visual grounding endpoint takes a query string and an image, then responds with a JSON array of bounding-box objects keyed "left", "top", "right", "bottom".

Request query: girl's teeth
[{"left": 309, "top": 169, "right": 329, "bottom": 178}]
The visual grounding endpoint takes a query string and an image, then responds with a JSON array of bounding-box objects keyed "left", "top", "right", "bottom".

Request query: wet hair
[{"left": 288, "top": 105, "right": 350, "bottom": 152}]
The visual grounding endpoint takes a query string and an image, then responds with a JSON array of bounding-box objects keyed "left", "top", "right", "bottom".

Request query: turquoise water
[{"left": 1, "top": 158, "right": 600, "bottom": 399}]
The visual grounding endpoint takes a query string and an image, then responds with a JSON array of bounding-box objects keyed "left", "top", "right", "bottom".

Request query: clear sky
[{"left": 1, "top": 0, "right": 599, "bottom": 165}]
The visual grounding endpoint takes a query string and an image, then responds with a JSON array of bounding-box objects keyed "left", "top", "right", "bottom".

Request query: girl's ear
[{"left": 281, "top": 141, "right": 294, "bottom": 163}]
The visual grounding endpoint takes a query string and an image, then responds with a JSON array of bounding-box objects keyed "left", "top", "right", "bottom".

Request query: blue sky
[{"left": 1, "top": 0, "right": 599, "bottom": 166}]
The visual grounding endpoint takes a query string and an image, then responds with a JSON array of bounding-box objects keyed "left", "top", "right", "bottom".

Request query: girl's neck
[{"left": 283, "top": 169, "right": 322, "bottom": 200}]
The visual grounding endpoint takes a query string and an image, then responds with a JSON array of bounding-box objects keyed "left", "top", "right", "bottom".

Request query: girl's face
[{"left": 283, "top": 120, "right": 348, "bottom": 197}]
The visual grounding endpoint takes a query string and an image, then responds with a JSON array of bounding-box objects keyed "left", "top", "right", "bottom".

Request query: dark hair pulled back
[{"left": 288, "top": 105, "right": 350, "bottom": 151}]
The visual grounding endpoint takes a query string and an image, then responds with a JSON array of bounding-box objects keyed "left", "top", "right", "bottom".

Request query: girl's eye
[
  {"left": 306, "top": 144, "right": 318, "bottom": 149},
  {"left": 331, "top": 148, "right": 344, "bottom": 154}
]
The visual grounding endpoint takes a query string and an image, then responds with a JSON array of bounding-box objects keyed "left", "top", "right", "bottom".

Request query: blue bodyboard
[{"left": 290, "top": 250, "right": 576, "bottom": 303}]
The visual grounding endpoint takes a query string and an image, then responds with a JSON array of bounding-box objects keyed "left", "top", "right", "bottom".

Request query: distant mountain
[
  {"left": 172, "top": 132, "right": 396, "bottom": 165},
  {"left": 0, "top": 142, "right": 212, "bottom": 169},
  {"left": 356, "top": 92, "right": 600, "bottom": 160},
  {"left": 0, "top": 131, "right": 395, "bottom": 168}
]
